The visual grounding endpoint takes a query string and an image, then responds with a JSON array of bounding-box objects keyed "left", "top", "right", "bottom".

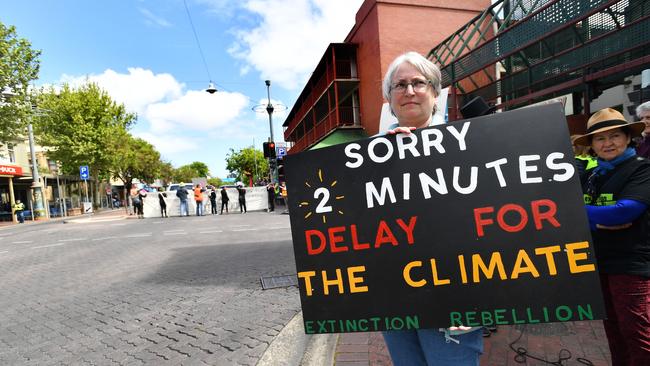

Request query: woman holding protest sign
[
  {"left": 574, "top": 108, "right": 650, "bottom": 365},
  {"left": 379, "top": 51, "right": 483, "bottom": 366}
]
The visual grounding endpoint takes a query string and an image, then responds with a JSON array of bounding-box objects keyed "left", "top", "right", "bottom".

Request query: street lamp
[
  {"left": 265, "top": 80, "right": 275, "bottom": 143},
  {"left": 252, "top": 80, "right": 287, "bottom": 184}
]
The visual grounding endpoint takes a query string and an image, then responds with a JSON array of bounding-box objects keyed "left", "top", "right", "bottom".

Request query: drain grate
[{"left": 260, "top": 274, "right": 298, "bottom": 290}]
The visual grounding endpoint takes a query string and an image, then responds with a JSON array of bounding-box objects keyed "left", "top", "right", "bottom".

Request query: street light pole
[
  {"left": 265, "top": 80, "right": 275, "bottom": 143},
  {"left": 27, "top": 123, "right": 46, "bottom": 219},
  {"left": 265, "top": 80, "right": 278, "bottom": 183}
]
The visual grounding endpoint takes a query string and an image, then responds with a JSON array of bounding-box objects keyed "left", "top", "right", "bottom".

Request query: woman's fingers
[{"left": 387, "top": 126, "right": 417, "bottom": 135}]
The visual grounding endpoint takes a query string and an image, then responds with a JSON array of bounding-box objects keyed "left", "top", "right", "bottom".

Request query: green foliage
[
  {"left": 207, "top": 177, "right": 224, "bottom": 188},
  {"left": 108, "top": 130, "right": 161, "bottom": 188},
  {"left": 0, "top": 21, "right": 41, "bottom": 143},
  {"left": 158, "top": 161, "right": 175, "bottom": 186},
  {"left": 171, "top": 161, "right": 210, "bottom": 182},
  {"left": 188, "top": 161, "right": 210, "bottom": 177},
  {"left": 225, "top": 147, "right": 268, "bottom": 182},
  {"left": 32, "top": 82, "right": 136, "bottom": 178}
]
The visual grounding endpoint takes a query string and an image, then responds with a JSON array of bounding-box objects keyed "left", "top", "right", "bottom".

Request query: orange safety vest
[{"left": 194, "top": 187, "right": 202, "bottom": 201}]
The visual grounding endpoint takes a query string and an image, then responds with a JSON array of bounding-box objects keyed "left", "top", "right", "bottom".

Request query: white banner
[{"left": 142, "top": 187, "right": 270, "bottom": 218}]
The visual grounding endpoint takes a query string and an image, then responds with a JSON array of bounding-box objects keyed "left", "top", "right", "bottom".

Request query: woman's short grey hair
[
  {"left": 637, "top": 101, "right": 650, "bottom": 119},
  {"left": 382, "top": 51, "right": 442, "bottom": 102}
]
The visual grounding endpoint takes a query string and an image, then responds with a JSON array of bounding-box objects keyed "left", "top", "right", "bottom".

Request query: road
[{"left": 0, "top": 211, "right": 302, "bottom": 365}]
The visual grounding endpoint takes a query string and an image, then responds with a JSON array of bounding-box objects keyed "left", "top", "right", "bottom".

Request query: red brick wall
[{"left": 347, "top": 0, "right": 490, "bottom": 135}]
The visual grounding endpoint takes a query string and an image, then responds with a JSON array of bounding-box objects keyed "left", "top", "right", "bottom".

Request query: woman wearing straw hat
[
  {"left": 574, "top": 107, "right": 650, "bottom": 365},
  {"left": 378, "top": 51, "right": 483, "bottom": 366}
]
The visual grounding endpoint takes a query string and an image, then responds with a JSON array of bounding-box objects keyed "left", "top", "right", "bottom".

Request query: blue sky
[{"left": 1, "top": 0, "right": 364, "bottom": 178}]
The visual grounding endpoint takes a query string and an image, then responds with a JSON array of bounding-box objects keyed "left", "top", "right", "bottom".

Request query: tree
[
  {"left": 207, "top": 177, "right": 224, "bottom": 188},
  {"left": 225, "top": 147, "right": 268, "bottom": 182},
  {"left": 33, "top": 83, "right": 136, "bottom": 178},
  {"left": 0, "top": 22, "right": 41, "bottom": 144},
  {"left": 108, "top": 130, "right": 162, "bottom": 191},
  {"left": 188, "top": 161, "right": 209, "bottom": 177},
  {"left": 158, "top": 161, "right": 175, "bottom": 187},
  {"left": 172, "top": 161, "right": 210, "bottom": 182}
]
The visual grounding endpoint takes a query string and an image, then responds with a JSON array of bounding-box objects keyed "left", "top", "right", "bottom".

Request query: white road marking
[
  {"left": 0, "top": 250, "right": 8, "bottom": 254},
  {"left": 152, "top": 221, "right": 164, "bottom": 224},
  {"left": 268, "top": 227, "right": 290, "bottom": 230},
  {"left": 124, "top": 233, "right": 152, "bottom": 238},
  {"left": 231, "top": 224, "right": 251, "bottom": 227},
  {"left": 163, "top": 232, "right": 186, "bottom": 236},
  {"left": 199, "top": 230, "right": 223, "bottom": 234},
  {"left": 110, "top": 223, "right": 126, "bottom": 226},
  {"left": 232, "top": 228, "right": 257, "bottom": 232},
  {"left": 32, "top": 243, "right": 65, "bottom": 249},
  {"left": 163, "top": 229, "right": 185, "bottom": 233},
  {"left": 12, "top": 240, "right": 33, "bottom": 244},
  {"left": 58, "top": 238, "right": 86, "bottom": 242},
  {"left": 92, "top": 236, "right": 117, "bottom": 241}
]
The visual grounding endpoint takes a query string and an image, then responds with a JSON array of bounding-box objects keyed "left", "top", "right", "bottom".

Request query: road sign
[
  {"left": 79, "top": 165, "right": 89, "bottom": 180},
  {"left": 276, "top": 147, "right": 287, "bottom": 157}
]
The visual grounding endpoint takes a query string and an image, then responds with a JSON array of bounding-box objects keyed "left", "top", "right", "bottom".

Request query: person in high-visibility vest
[
  {"left": 280, "top": 181, "right": 288, "bottom": 212},
  {"left": 12, "top": 200, "right": 25, "bottom": 223}
]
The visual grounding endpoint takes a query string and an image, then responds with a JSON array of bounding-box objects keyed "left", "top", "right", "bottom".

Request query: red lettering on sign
[{"left": 474, "top": 200, "right": 560, "bottom": 237}]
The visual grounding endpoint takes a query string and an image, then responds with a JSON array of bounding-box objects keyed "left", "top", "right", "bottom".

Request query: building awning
[
  {"left": 308, "top": 128, "right": 368, "bottom": 150},
  {"left": 0, "top": 164, "right": 23, "bottom": 177}
]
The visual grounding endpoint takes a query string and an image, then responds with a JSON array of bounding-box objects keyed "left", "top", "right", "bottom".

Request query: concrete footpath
[{"left": 332, "top": 321, "right": 611, "bottom": 366}]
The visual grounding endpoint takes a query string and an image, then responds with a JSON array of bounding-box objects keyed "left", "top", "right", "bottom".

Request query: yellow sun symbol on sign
[{"left": 299, "top": 168, "right": 345, "bottom": 224}]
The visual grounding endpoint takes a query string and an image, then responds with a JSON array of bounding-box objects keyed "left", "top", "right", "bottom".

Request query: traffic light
[{"left": 263, "top": 141, "right": 277, "bottom": 158}]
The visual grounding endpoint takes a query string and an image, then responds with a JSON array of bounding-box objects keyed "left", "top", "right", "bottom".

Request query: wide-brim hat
[{"left": 573, "top": 108, "right": 645, "bottom": 146}]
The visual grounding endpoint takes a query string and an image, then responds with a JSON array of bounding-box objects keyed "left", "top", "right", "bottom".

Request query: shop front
[{"left": 0, "top": 164, "right": 24, "bottom": 223}]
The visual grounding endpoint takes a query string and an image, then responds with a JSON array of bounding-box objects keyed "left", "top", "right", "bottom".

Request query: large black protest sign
[{"left": 285, "top": 104, "right": 604, "bottom": 334}]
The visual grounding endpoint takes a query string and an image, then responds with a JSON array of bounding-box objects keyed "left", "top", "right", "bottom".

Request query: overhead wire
[{"left": 183, "top": 0, "right": 213, "bottom": 83}]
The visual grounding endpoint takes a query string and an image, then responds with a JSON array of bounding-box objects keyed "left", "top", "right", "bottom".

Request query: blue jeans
[
  {"left": 16, "top": 210, "right": 24, "bottom": 223},
  {"left": 382, "top": 328, "right": 483, "bottom": 366},
  {"left": 196, "top": 202, "right": 203, "bottom": 216},
  {"left": 179, "top": 200, "right": 188, "bottom": 216}
]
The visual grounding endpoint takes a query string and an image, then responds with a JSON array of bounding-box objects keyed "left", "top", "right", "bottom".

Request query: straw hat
[{"left": 573, "top": 108, "right": 645, "bottom": 146}]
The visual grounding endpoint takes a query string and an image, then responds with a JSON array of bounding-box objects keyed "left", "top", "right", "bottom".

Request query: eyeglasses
[{"left": 390, "top": 79, "right": 431, "bottom": 94}]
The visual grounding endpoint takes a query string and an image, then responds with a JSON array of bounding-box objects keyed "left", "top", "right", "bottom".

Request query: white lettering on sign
[{"left": 0, "top": 166, "right": 19, "bottom": 174}]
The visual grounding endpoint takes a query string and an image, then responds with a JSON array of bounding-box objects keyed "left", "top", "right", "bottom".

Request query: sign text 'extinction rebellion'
[{"left": 285, "top": 104, "right": 604, "bottom": 334}]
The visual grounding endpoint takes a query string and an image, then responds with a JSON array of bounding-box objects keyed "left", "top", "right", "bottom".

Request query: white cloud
[
  {"left": 139, "top": 8, "right": 173, "bottom": 28},
  {"left": 60, "top": 68, "right": 184, "bottom": 115},
  {"left": 133, "top": 131, "right": 200, "bottom": 155},
  {"left": 145, "top": 90, "right": 249, "bottom": 132},
  {"left": 227, "top": 0, "right": 364, "bottom": 90}
]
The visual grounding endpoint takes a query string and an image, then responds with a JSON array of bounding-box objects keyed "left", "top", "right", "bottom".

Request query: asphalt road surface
[{"left": 0, "top": 212, "right": 302, "bottom": 365}]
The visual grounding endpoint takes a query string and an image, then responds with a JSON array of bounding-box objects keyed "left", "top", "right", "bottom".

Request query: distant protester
[
  {"left": 194, "top": 184, "right": 204, "bottom": 216},
  {"left": 158, "top": 188, "right": 168, "bottom": 218},
  {"left": 237, "top": 184, "right": 247, "bottom": 213},
  {"left": 176, "top": 183, "right": 189, "bottom": 217},
  {"left": 210, "top": 187, "right": 218, "bottom": 215},
  {"left": 220, "top": 186, "right": 229, "bottom": 214}
]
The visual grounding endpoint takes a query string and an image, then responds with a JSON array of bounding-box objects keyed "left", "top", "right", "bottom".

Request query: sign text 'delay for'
[{"left": 285, "top": 104, "right": 604, "bottom": 334}]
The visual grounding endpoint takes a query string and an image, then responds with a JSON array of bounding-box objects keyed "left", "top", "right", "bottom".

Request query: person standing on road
[
  {"left": 12, "top": 200, "right": 25, "bottom": 223},
  {"left": 136, "top": 189, "right": 147, "bottom": 219},
  {"left": 194, "top": 184, "right": 204, "bottom": 216},
  {"left": 130, "top": 185, "right": 141, "bottom": 217},
  {"left": 279, "top": 181, "right": 288, "bottom": 212},
  {"left": 266, "top": 182, "right": 275, "bottom": 212},
  {"left": 176, "top": 183, "right": 189, "bottom": 216},
  {"left": 220, "top": 186, "right": 229, "bottom": 214},
  {"left": 158, "top": 188, "right": 168, "bottom": 218},
  {"left": 379, "top": 51, "right": 483, "bottom": 366},
  {"left": 237, "top": 184, "right": 247, "bottom": 213},
  {"left": 209, "top": 187, "right": 217, "bottom": 215}
]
